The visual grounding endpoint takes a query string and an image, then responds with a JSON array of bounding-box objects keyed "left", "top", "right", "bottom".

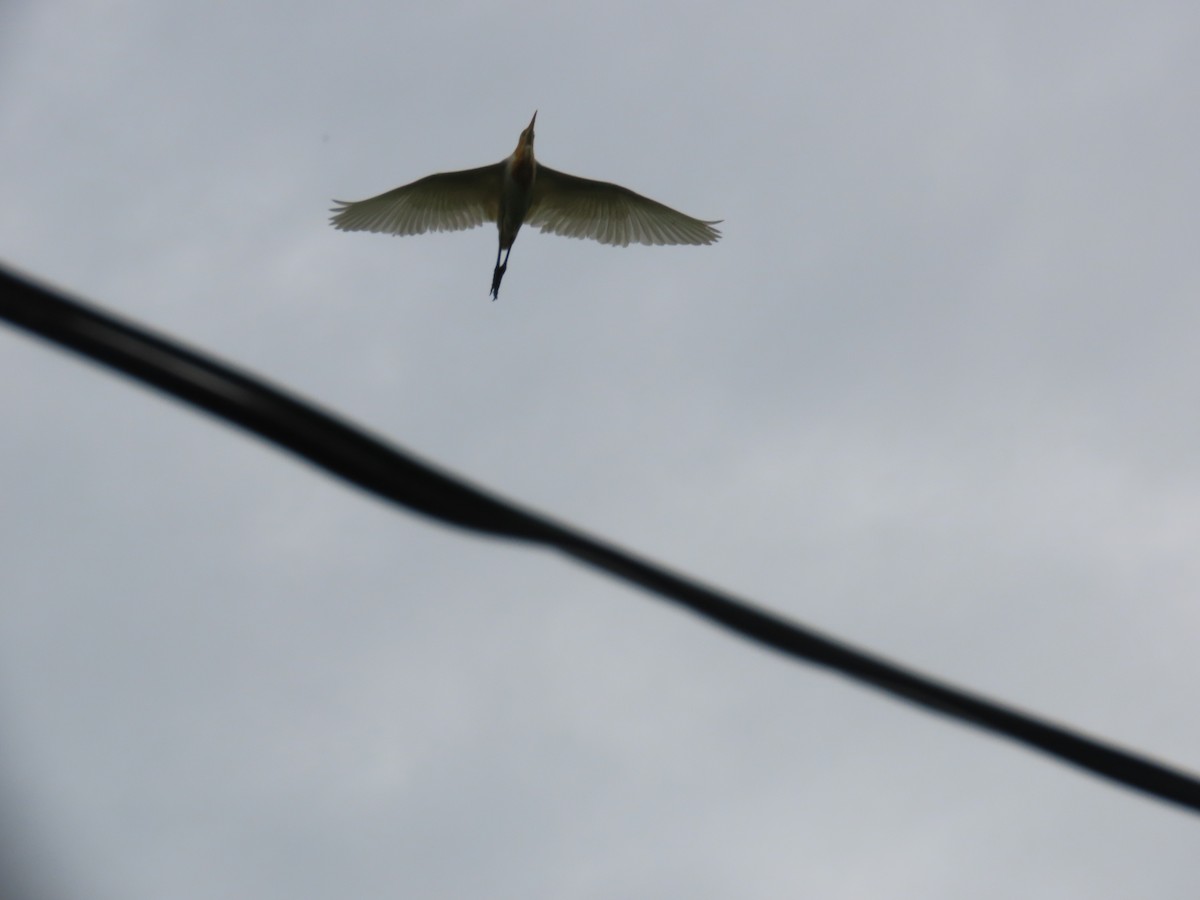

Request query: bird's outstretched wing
[
  {"left": 528, "top": 166, "right": 721, "bottom": 247},
  {"left": 330, "top": 164, "right": 503, "bottom": 235}
]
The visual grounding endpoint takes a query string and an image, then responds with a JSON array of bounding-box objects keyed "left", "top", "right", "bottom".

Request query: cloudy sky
[{"left": 2, "top": 2, "right": 1199, "bottom": 897}]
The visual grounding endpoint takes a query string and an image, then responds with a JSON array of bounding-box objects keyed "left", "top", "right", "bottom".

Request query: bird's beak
[
  {"left": 516, "top": 111, "right": 537, "bottom": 151},
  {"left": 513, "top": 112, "right": 537, "bottom": 156}
]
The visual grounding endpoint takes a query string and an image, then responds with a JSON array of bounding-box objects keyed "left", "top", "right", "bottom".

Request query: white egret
[{"left": 330, "top": 112, "right": 721, "bottom": 299}]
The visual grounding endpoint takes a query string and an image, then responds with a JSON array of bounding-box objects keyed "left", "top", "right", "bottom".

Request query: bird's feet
[{"left": 490, "top": 263, "right": 506, "bottom": 300}]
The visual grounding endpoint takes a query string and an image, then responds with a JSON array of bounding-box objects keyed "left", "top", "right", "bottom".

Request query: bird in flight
[{"left": 330, "top": 112, "right": 721, "bottom": 299}]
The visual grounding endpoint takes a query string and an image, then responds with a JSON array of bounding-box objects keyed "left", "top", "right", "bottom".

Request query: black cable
[{"left": 2, "top": 263, "right": 1198, "bottom": 816}]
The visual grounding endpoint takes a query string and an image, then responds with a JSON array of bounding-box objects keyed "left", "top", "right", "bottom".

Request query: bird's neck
[{"left": 508, "top": 145, "right": 536, "bottom": 190}]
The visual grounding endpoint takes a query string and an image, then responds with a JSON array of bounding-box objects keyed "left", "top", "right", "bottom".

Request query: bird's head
[{"left": 519, "top": 111, "right": 537, "bottom": 150}]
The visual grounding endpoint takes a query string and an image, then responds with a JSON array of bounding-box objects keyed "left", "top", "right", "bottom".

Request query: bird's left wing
[
  {"left": 330, "top": 164, "right": 503, "bottom": 236},
  {"left": 528, "top": 166, "right": 721, "bottom": 247}
]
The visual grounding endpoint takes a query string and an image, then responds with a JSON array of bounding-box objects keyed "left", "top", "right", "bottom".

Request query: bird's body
[{"left": 330, "top": 112, "right": 721, "bottom": 299}]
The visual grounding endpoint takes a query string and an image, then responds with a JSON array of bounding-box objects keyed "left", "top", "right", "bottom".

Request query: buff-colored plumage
[{"left": 330, "top": 112, "right": 720, "bottom": 299}]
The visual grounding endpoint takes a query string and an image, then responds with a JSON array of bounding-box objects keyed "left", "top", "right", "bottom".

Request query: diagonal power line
[{"left": 2, "top": 263, "right": 1198, "bottom": 815}]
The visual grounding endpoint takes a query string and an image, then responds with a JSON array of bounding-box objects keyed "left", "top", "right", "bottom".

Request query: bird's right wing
[
  {"left": 330, "top": 164, "right": 503, "bottom": 236},
  {"left": 528, "top": 166, "right": 722, "bottom": 247}
]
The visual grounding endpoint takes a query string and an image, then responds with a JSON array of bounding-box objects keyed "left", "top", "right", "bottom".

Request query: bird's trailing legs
[{"left": 491, "top": 244, "right": 512, "bottom": 300}]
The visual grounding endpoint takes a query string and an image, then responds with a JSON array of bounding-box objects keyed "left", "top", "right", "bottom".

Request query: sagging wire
[{"left": 2, "top": 263, "right": 1198, "bottom": 816}]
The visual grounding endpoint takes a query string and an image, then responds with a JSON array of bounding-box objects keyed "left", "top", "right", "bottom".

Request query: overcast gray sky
[{"left": 3, "top": 2, "right": 1199, "bottom": 897}]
